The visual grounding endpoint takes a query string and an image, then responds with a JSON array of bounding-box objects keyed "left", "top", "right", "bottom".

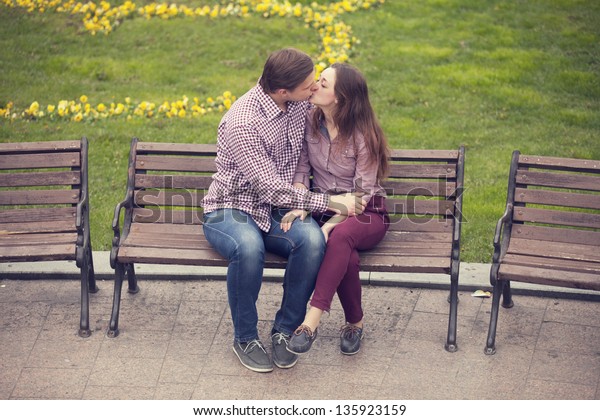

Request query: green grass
[{"left": 1, "top": 1, "right": 599, "bottom": 262}]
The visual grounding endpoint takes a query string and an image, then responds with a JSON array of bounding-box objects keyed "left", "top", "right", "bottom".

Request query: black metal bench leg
[
  {"left": 126, "top": 263, "right": 139, "bottom": 294},
  {"left": 485, "top": 279, "right": 505, "bottom": 355},
  {"left": 502, "top": 280, "right": 514, "bottom": 308},
  {"left": 445, "top": 270, "right": 459, "bottom": 352},
  {"left": 107, "top": 263, "right": 126, "bottom": 338},
  {"left": 87, "top": 244, "right": 98, "bottom": 294},
  {"left": 78, "top": 252, "right": 92, "bottom": 338}
]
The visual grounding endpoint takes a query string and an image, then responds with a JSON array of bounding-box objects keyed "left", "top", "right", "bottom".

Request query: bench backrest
[
  {"left": 504, "top": 150, "right": 600, "bottom": 252},
  {"left": 125, "top": 139, "right": 465, "bottom": 236},
  {"left": 0, "top": 139, "right": 88, "bottom": 240},
  {"left": 383, "top": 148, "right": 464, "bottom": 236},
  {"left": 125, "top": 139, "right": 216, "bottom": 226}
]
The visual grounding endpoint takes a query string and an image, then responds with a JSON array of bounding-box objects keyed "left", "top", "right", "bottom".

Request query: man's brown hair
[{"left": 259, "top": 48, "right": 314, "bottom": 93}]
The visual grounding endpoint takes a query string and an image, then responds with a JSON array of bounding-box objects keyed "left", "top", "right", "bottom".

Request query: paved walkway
[{"left": 1, "top": 252, "right": 599, "bottom": 401}]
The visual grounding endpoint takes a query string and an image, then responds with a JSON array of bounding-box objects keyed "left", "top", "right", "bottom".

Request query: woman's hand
[
  {"left": 321, "top": 226, "right": 330, "bottom": 243},
  {"left": 280, "top": 209, "right": 309, "bottom": 232},
  {"left": 320, "top": 214, "right": 348, "bottom": 243}
]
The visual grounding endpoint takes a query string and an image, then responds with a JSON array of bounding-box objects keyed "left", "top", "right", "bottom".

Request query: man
[{"left": 202, "top": 48, "right": 366, "bottom": 373}]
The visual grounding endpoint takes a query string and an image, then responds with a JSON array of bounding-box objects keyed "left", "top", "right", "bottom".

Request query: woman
[{"left": 281, "top": 62, "right": 391, "bottom": 356}]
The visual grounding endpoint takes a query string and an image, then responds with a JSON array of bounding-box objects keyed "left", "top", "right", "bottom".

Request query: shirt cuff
[
  {"left": 304, "top": 190, "right": 329, "bottom": 213},
  {"left": 292, "top": 173, "right": 311, "bottom": 188}
]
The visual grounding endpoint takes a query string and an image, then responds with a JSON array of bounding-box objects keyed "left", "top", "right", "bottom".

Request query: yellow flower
[
  {"left": 80, "top": 95, "right": 88, "bottom": 103},
  {"left": 47, "top": 105, "right": 55, "bottom": 113},
  {"left": 97, "top": 103, "right": 106, "bottom": 112},
  {"left": 28, "top": 101, "right": 40, "bottom": 114}
]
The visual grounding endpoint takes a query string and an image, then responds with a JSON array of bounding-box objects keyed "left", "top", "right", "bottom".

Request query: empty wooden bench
[
  {"left": 0, "top": 138, "right": 97, "bottom": 337},
  {"left": 485, "top": 151, "right": 600, "bottom": 354},
  {"left": 108, "top": 139, "right": 465, "bottom": 351}
]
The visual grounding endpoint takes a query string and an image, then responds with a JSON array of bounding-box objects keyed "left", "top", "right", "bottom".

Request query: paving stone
[{"left": 12, "top": 367, "right": 89, "bottom": 399}]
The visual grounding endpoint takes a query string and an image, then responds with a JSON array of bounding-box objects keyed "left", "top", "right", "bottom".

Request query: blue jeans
[{"left": 203, "top": 208, "right": 326, "bottom": 343}]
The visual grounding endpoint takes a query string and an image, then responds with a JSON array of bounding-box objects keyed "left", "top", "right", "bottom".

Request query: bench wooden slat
[
  {"left": 0, "top": 207, "right": 77, "bottom": 223},
  {"left": 0, "top": 189, "right": 80, "bottom": 206},
  {"left": 380, "top": 231, "right": 452, "bottom": 242},
  {"left": 132, "top": 208, "right": 204, "bottom": 224},
  {"left": 510, "top": 224, "right": 600, "bottom": 246},
  {"left": 0, "top": 243, "right": 76, "bottom": 262},
  {"left": 386, "top": 217, "right": 453, "bottom": 233},
  {"left": 501, "top": 254, "right": 600, "bottom": 275},
  {"left": 359, "top": 255, "right": 450, "bottom": 273},
  {"left": 390, "top": 149, "right": 458, "bottom": 161},
  {"left": 135, "top": 174, "right": 213, "bottom": 190},
  {"left": 134, "top": 190, "right": 205, "bottom": 207},
  {"left": 128, "top": 222, "right": 204, "bottom": 236},
  {"left": 507, "top": 238, "right": 600, "bottom": 263},
  {"left": 513, "top": 206, "right": 600, "bottom": 229},
  {"left": 515, "top": 187, "right": 600, "bottom": 210},
  {"left": 0, "top": 220, "right": 76, "bottom": 234},
  {"left": 136, "top": 142, "right": 218, "bottom": 156},
  {"left": 374, "top": 241, "right": 451, "bottom": 251},
  {"left": 0, "top": 152, "right": 80, "bottom": 170},
  {"left": 0, "top": 140, "right": 81, "bottom": 154},
  {"left": 388, "top": 164, "right": 456, "bottom": 179},
  {"left": 498, "top": 264, "right": 600, "bottom": 291},
  {"left": 382, "top": 180, "right": 457, "bottom": 197},
  {"left": 122, "top": 235, "right": 210, "bottom": 250},
  {"left": 386, "top": 198, "right": 454, "bottom": 217},
  {"left": 136, "top": 156, "right": 217, "bottom": 172},
  {"left": 0, "top": 232, "right": 78, "bottom": 246},
  {"left": 117, "top": 246, "right": 287, "bottom": 267},
  {"left": 0, "top": 172, "right": 81, "bottom": 188},
  {"left": 515, "top": 170, "right": 600, "bottom": 192},
  {"left": 365, "top": 247, "right": 451, "bottom": 257},
  {"left": 519, "top": 155, "right": 600, "bottom": 173}
]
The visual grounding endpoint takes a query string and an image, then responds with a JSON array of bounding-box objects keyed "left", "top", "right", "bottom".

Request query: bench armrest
[
  {"left": 75, "top": 190, "right": 91, "bottom": 267},
  {"left": 75, "top": 137, "right": 92, "bottom": 267},
  {"left": 492, "top": 203, "right": 513, "bottom": 264},
  {"left": 110, "top": 196, "right": 132, "bottom": 268}
]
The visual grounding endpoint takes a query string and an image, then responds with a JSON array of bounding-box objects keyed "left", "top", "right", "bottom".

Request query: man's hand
[
  {"left": 280, "top": 209, "right": 309, "bottom": 232},
  {"left": 327, "top": 192, "right": 367, "bottom": 216}
]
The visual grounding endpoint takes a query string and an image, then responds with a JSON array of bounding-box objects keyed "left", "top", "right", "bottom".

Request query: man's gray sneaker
[
  {"left": 232, "top": 339, "right": 273, "bottom": 373},
  {"left": 271, "top": 332, "right": 299, "bottom": 369}
]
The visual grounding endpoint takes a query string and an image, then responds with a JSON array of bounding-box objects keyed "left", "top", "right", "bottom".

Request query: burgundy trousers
[{"left": 310, "top": 196, "right": 388, "bottom": 324}]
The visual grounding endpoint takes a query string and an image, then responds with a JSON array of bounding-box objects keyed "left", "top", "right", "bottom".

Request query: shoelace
[
  {"left": 272, "top": 332, "right": 290, "bottom": 345},
  {"left": 294, "top": 324, "right": 315, "bottom": 337},
  {"left": 340, "top": 324, "right": 362, "bottom": 338},
  {"left": 243, "top": 339, "right": 267, "bottom": 353}
]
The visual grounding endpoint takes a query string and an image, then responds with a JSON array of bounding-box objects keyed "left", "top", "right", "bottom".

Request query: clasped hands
[{"left": 279, "top": 192, "right": 367, "bottom": 234}]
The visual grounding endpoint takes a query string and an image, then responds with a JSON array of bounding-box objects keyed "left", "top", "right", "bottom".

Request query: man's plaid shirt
[{"left": 202, "top": 84, "right": 329, "bottom": 232}]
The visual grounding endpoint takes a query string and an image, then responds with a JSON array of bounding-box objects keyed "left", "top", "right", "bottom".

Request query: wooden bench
[
  {"left": 0, "top": 138, "right": 97, "bottom": 337},
  {"left": 485, "top": 151, "right": 600, "bottom": 355},
  {"left": 108, "top": 138, "right": 465, "bottom": 352}
]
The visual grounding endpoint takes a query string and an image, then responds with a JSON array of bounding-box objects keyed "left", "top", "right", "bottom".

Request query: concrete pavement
[{"left": 1, "top": 252, "right": 599, "bottom": 400}]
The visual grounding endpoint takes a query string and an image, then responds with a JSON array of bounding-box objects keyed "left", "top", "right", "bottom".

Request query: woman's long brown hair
[{"left": 310, "top": 63, "right": 390, "bottom": 181}]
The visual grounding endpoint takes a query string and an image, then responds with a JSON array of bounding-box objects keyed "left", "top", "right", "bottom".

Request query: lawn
[{"left": 1, "top": 0, "right": 599, "bottom": 262}]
